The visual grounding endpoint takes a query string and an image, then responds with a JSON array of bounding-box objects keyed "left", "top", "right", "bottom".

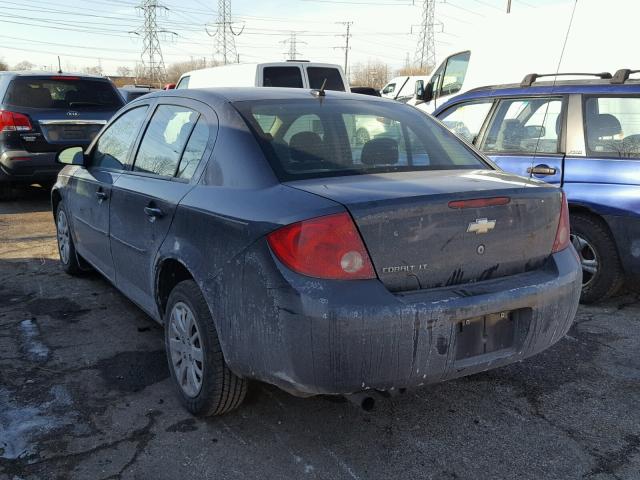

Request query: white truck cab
[
  {"left": 413, "top": 51, "right": 471, "bottom": 114},
  {"left": 175, "top": 61, "right": 350, "bottom": 92}
]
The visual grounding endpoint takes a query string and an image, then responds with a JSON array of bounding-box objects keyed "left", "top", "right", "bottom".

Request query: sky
[{"left": 0, "top": 0, "right": 592, "bottom": 76}]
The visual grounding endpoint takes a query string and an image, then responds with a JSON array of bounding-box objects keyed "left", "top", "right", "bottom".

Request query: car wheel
[
  {"left": 355, "top": 128, "right": 370, "bottom": 146},
  {"left": 164, "top": 280, "right": 247, "bottom": 416},
  {"left": 570, "top": 213, "right": 623, "bottom": 304},
  {"left": 56, "top": 203, "right": 83, "bottom": 275}
]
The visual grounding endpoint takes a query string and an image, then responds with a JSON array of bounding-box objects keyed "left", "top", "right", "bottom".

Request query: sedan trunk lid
[{"left": 286, "top": 169, "right": 562, "bottom": 292}]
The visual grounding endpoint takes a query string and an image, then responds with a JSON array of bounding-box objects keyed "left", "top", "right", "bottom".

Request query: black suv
[{"left": 0, "top": 72, "right": 124, "bottom": 199}]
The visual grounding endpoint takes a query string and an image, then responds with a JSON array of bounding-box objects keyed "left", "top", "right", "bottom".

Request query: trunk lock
[{"left": 476, "top": 244, "right": 486, "bottom": 255}]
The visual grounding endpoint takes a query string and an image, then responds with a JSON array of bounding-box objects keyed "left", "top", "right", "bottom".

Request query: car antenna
[
  {"left": 311, "top": 78, "right": 327, "bottom": 97},
  {"left": 57, "top": 56, "right": 63, "bottom": 74}
]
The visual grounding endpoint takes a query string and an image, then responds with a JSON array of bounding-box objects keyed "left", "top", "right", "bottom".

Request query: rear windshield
[
  {"left": 4, "top": 77, "right": 124, "bottom": 110},
  {"left": 234, "top": 98, "right": 488, "bottom": 180},
  {"left": 307, "top": 67, "right": 345, "bottom": 92}
]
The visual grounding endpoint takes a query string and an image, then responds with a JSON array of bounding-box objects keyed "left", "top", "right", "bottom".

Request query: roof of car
[
  {"left": 436, "top": 78, "right": 640, "bottom": 112},
  {"left": 140, "top": 87, "right": 396, "bottom": 104},
  {"left": 0, "top": 70, "right": 110, "bottom": 80}
]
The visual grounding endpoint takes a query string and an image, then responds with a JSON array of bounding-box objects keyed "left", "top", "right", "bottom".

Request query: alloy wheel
[
  {"left": 56, "top": 209, "right": 70, "bottom": 265},
  {"left": 571, "top": 233, "right": 598, "bottom": 287},
  {"left": 168, "top": 301, "right": 204, "bottom": 398}
]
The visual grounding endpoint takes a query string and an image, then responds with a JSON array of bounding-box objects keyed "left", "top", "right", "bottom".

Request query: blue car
[
  {"left": 434, "top": 70, "right": 640, "bottom": 304},
  {"left": 52, "top": 88, "right": 580, "bottom": 415}
]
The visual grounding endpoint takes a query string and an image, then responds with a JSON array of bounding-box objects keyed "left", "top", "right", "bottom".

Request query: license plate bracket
[{"left": 455, "top": 311, "right": 515, "bottom": 360}]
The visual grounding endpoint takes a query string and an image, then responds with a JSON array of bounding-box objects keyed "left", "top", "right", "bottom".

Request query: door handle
[
  {"left": 527, "top": 164, "right": 557, "bottom": 176},
  {"left": 144, "top": 206, "right": 165, "bottom": 220},
  {"left": 95, "top": 190, "right": 108, "bottom": 201}
]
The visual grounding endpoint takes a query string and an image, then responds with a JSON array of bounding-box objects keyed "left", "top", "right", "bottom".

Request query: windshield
[
  {"left": 4, "top": 77, "right": 124, "bottom": 110},
  {"left": 234, "top": 98, "right": 488, "bottom": 180}
]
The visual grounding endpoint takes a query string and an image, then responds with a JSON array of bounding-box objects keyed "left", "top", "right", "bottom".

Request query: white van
[
  {"left": 381, "top": 76, "right": 429, "bottom": 101},
  {"left": 175, "top": 61, "right": 350, "bottom": 92}
]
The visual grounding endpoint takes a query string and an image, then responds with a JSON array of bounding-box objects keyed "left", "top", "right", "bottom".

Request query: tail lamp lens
[
  {"left": 552, "top": 191, "right": 571, "bottom": 253},
  {"left": 267, "top": 212, "right": 376, "bottom": 280},
  {"left": 0, "top": 110, "right": 32, "bottom": 132}
]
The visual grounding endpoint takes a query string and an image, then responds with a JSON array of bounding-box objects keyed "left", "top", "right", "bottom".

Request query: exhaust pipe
[{"left": 345, "top": 392, "right": 376, "bottom": 411}]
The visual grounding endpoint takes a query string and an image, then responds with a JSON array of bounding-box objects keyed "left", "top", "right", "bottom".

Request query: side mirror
[
  {"left": 57, "top": 146, "right": 85, "bottom": 166},
  {"left": 416, "top": 82, "right": 434, "bottom": 103},
  {"left": 523, "top": 125, "right": 546, "bottom": 139}
]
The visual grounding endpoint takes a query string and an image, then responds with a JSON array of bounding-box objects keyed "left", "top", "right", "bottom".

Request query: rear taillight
[
  {"left": 552, "top": 191, "right": 571, "bottom": 253},
  {"left": 267, "top": 212, "right": 376, "bottom": 280},
  {"left": 0, "top": 110, "right": 32, "bottom": 132}
]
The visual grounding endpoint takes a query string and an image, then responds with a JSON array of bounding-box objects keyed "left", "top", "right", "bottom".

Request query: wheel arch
[{"left": 155, "top": 257, "right": 197, "bottom": 321}]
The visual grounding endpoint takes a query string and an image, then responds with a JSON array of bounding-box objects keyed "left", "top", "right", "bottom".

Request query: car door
[
  {"left": 66, "top": 105, "right": 149, "bottom": 280},
  {"left": 477, "top": 96, "right": 566, "bottom": 184},
  {"left": 108, "top": 100, "right": 216, "bottom": 314}
]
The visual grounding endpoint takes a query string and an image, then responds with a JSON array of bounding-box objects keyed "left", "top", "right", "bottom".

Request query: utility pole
[
  {"left": 281, "top": 32, "right": 306, "bottom": 61},
  {"left": 335, "top": 21, "right": 353, "bottom": 78},
  {"left": 133, "top": 0, "right": 174, "bottom": 87},
  {"left": 414, "top": 0, "right": 436, "bottom": 71},
  {"left": 507, "top": 0, "right": 512, "bottom": 13},
  {"left": 206, "top": 0, "right": 244, "bottom": 65}
]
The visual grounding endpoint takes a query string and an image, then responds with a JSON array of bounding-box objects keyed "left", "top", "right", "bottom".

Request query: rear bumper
[
  {"left": 221, "top": 246, "right": 582, "bottom": 396},
  {"left": 605, "top": 214, "right": 640, "bottom": 279},
  {"left": 0, "top": 150, "right": 62, "bottom": 183}
]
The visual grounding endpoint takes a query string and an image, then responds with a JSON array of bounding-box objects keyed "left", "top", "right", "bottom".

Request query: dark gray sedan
[{"left": 52, "top": 88, "right": 582, "bottom": 416}]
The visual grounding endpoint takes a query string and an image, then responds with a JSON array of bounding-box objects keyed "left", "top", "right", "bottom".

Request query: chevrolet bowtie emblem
[{"left": 467, "top": 218, "right": 496, "bottom": 234}]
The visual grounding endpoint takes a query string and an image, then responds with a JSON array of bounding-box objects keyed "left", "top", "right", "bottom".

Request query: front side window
[
  {"left": 176, "top": 76, "right": 190, "bottom": 89},
  {"left": 382, "top": 83, "right": 396, "bottom": 94},
  {"left": 439, "top": 101, "right": 493, "bottom": 143},
  {"left": 480, "top": 97, "right": 563, "bottom": 154},
  {"left": 585, "top": 96, "right": 640, "bottom": 158},
  {"left": 234, "top": 98, "right": 487, "bottom": 181},
  {"left": 263, "top": 67, "right": 303, "bottom": 88},
  {"left": 307, "top": 67, "right": 345, "bottom": 91},
  {"left": 92, "top": 106, "right": 148, "bottom": 169},
  {"left": 134, "top": 105, "right": 199, "bottom": 177},
  {"left": 440, "top": 51, "right": 470, "bottom": 97}
]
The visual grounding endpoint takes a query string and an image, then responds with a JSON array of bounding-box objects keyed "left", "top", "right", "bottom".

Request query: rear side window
[
  {"left": 263, "top": 67, "right": 303, "bottom": 88},
  {"left": 4, "top": 77, "right": 123, "bottom": 110},
  {"left": 480, "top": 97, "right": 563, "bottom": 154},
  {"left": 177, "top": 118, "right": 209, "bottom": 180},
  {"left": 439, "top": 101, "right": 493, "bottom": 143},
  {"left": 307, "top": 67, "right": 345, "bottom": 91},
  {"left": 235, "top": 98, "right": 487, "bottom": 181},
  {"left": 585, "top": 96, "right": 640, "bottom": 158},
  {"left": 134, "top": 105, "right": 199, "bottom": 177},
  {"left": 92, "top": 106, "right": 148, "bottom": 169}
]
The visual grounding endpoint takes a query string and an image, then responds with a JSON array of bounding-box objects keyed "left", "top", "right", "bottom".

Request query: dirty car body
[{"left": 52, "top": 88, "right": 581, "bottom": 403}]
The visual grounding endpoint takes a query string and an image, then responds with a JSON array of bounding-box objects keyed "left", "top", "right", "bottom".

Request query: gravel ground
[{"left": 1, "top": 187, "right": 639, "bottom": 480}]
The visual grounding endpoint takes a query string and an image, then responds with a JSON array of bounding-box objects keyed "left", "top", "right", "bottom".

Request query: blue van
[{"left": 433, "top": 70, "right": 640, "bottom": 303}]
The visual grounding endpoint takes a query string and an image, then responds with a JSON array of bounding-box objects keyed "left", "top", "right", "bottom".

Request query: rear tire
[
  {"left": 56, "top": 202, "right": 83, "bottom": 275},
  {"left": 570, "top": 213, "right": 623, "bottom": 304},
  {"left": 164, "top": 280, "right": 247, "bottom": 416}
]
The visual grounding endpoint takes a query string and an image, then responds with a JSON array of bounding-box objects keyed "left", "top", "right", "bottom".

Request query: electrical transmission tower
[
  {"left": 335, "top": 21, "right": 353, "bottom": 78},
  {"left": 414, "top": 0, "right": 436, "bottom": 71},
  {"left": 207, "top": 0, "right": 244, "bottom": 64},
  {"left": 134, "top": 1, "right": 174, "bottom": 86},
  {"left": 281, "top": 32, "right": 306, "bottom": 60}
]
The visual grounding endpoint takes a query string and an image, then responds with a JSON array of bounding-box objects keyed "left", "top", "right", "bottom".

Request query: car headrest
[
  {"left": 590, "top": 113, "right": 622, "bottom": 138},
  {"left": 361, "top": 137, "right": 399, "bottom": 166},
  {"left": 289, "top": 131, "right": 325, "bottom": 164}
]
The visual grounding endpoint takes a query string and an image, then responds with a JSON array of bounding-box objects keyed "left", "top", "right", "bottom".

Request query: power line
[
  {"left": 206, "top": 0, "right": 244, "bottom": 64},
  {"left": 335, "top": 21, "right": 353, "bottom": 77},
  {"left": 133, "top": 1, "right": 175, "bottom": 86},
  {"left": 414, "top": 0, "right": 435, "bottom": 70},
  {"left": 281, "top": 32, "right": 307, "bottom": 60}
]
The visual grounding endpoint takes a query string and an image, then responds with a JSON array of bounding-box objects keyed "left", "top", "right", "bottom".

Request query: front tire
[
  {"left": 570, "top": 213, "right": 623, "bottom": 304},
  {"left": 164, "top": 280, "right": 247, "bottom": 416},
  {"left": 56, "top": 203, "right": 83, "bottom": 275}
]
